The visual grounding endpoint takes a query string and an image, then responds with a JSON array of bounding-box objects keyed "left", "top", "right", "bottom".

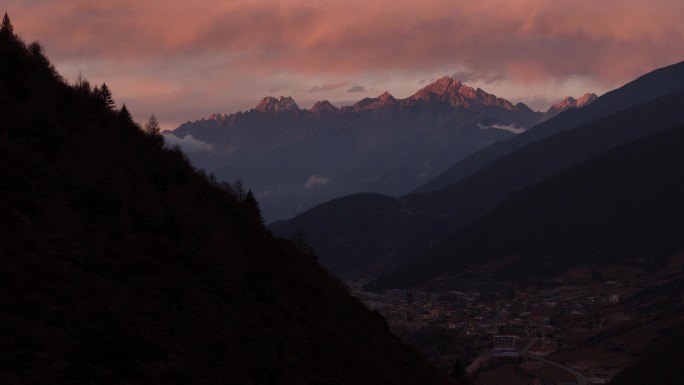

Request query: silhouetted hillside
[
  {"left": 371, "top": 123, "right": 684, "bottom": 289},
  {"left": 409, "top": 87, "right": 684, "bottom": 222},
  {"left": 271, "top": 193, "right": 460, "bottom": 279},
  {"left": 0, "top": 16, "right": 447, "bottom": 385}
]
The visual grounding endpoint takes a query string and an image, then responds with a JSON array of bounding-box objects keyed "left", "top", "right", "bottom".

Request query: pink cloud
[
  {"left": 308, "top": 81, "right": 349, "bottom": 92},
  {"left": 12, "top": 0, "right": 683, "bottom": 80},
  {"left": 6, "top": 0, "right": 684, "bottom": 128}
]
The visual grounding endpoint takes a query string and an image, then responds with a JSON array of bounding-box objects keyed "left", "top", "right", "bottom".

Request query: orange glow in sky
[{"left": 6, "top": 0, "right": 684, "bottom": 129}]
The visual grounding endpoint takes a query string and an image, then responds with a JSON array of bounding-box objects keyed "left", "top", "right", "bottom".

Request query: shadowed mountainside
[
  {"left": 271, "top": 73, "right": 684, "bottom": 279},
  {"left": 0, "top": 17, "right": 448, "bottom": 385},
  {"left": 370, "top": 122, "right": 684, "bottom": 289},
  {"left": 416, "top": 60, "right": 684, "bottom": 194}
]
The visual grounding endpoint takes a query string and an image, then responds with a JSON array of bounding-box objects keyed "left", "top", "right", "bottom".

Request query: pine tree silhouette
[
  {"left": 243, "top": 190, "right": 264, "bottom": 226},
  {"left": 0, "top": 12, "right": 15, "bottom": 41},
  {"left": 119, "top": 104, "right": 135, "bottom": 126}
]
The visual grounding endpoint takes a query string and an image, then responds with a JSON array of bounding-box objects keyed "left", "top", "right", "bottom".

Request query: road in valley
[{"left": 525, "top": 355, "right": 587, "bottom": 385}]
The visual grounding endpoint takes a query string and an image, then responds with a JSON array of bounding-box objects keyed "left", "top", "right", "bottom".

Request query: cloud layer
[{"left": 8, "top": 0, "right": 684, "bottom": 128}]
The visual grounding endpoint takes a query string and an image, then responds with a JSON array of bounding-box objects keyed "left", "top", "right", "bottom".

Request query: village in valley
[{"left": 349, "top": 263, "right": 682, "bottom": 385}]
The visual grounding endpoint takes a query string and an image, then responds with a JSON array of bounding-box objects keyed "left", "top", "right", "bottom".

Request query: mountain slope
[
  {"left": 170, "top": 77, "right": 540, "bottom": 221},
  {"left": 371, "top": 122, "right": 684, "bottom": 289},
  {"left": 270, "top": 193, "right": 460, "bottom": 279},
  {"left": 416, "top": 60, "right": 684, "bottom": 194},
  {"left": 0, "top": 20, "right": 446, "bottom": 384},
  {"left": 409, "top": 87, "right": 684, "bottom": 221},
  {"left": 272, "top": 81, "right": 684, "bottom": 280}
]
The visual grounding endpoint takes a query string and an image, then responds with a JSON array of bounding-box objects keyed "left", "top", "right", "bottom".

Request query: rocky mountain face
[
  {"left": 254, "top": 95, "right": 301, "bottom": 113},
  {"left": 410, "top": 77, "right": 515, "bottom": 109},
  {"left": 169, "top": 77, "right": 542, "bottom": 221},
  {"left": 541, "top": 92, "right": 598, "bottom": 121}
]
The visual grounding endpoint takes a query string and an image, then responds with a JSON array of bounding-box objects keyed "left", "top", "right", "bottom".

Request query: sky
[{"left": 6, "top": 0, "right": 684, "bottom": 130}]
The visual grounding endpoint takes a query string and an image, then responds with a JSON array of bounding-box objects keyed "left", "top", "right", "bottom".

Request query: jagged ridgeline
[{"left": 0, "top": 14, "right": 448, "bottom": 384}]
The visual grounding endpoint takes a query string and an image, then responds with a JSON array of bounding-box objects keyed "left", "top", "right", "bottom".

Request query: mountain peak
[
  {"left": 410, "top": 76, "right": 515, "bottom": 110},
  {"left": 378, "top": 91, "right": 396, "bottom": 102},
  {"left": 544, "top": 92, "right": 598, "bottom": 119},
  {"left": 255, "top": 96, "right": 300, "bottom": 113},
  {"left": 551, "top": 96, "right": 578, "bottom": 111},
  {"left": 577, "top": 92, "right": 599, "bottom": 107},
  {"left": 349, "top": 91, "right": 398, "bottom": 111},
  {"left": 309, "top": 100, "right": 339, "bottom": 114},
  {"left": 414, "top": 76, "right": 462, "bottom": 97}
]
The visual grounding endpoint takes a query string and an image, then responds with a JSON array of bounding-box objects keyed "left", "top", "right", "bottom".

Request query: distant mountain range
[
  {"left": 271, "top": 61, "right": 684, "bottom": 281},
  {"left": 168, "top": 77, "right": 589, "bottom": 221}
]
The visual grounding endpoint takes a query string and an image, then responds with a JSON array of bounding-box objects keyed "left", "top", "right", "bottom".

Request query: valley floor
[{"left": 349, "top": 258, "right": 684, "bottom": 384}]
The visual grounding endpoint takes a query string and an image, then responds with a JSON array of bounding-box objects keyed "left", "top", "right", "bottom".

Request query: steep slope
[
  {"left": 416, "top": 60, "right": 684, "bottom": 194},
  {"left": 271, "top": 84, "right": 684, "bottom": 280},
  {"left": 371, "top": 123, "right": 684, "bottom": 289},
  {"left": 0, "top": 21, "right": 446, "bottom": 384},
  {"left": 170, "top": 77, "right": 540, "bottom": 221}
]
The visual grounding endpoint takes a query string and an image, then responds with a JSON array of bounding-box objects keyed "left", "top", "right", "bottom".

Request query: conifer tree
[
  {"left": 0, "top": 12, "right": 15, "bottom": 41},
  {"left": 93, "top": 83, "right": 116, "bottom": 110},
  {"left": 119, "top": 104, "right": 135, "bottom": 126},
  {"left": 97, "top": 82, "right": 115, "bottom": 110},
  {"left": 243, "top": 190, "right": 264, "bottom": 225},
  {"left": 28, "top": 41, "right": 56, "bottom": 76}
]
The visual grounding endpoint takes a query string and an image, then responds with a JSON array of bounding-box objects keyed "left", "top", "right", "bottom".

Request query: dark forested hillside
[
  {"left": 371, "top": 123, "right": 684, "bottom": 289},
  {"left": 0, "top": 17, "right": 447, "bottom": 384}
]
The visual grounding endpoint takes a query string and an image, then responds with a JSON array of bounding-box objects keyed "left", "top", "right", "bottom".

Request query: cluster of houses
[
  {"left": 348, "top": 280, "right": 629, "bottom": 384},
  {"left": 353, "top": 283, "right": 624, "bottom": 348}
]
